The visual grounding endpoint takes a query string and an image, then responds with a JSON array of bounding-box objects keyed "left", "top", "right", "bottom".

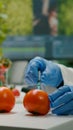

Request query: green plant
[
  {"left": 0, "top": 0, "right": 8, "bottom": 45},
  {"left": 0, "top": 0, "right": 9, "bottom": 57},
  {"left": 6, "top": 0, "right": 33, "bottom": 35},
  {"left": 58, "top": 0, "right": 73, "bottom": 35}
]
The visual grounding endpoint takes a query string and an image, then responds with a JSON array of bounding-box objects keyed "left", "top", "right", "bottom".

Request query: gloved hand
[
  {"left": 24, "top": 57, "right": 63, "bottom": 88},
  {"left": 49, "top": 85, "right": 73, "bottom": 115}
]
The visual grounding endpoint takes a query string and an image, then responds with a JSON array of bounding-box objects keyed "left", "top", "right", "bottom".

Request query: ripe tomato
[
  {"left": 23, "top": 89, "right": 50, "bottom": 115},
  {"left": 12, "top": 88, "right": 20, "bottom": 97},
  {"left": 0, "top": 87, "right": 15, "bottom": 112}
]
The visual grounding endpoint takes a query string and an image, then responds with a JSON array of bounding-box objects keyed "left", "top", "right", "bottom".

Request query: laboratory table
[{"left": 0, "top": 87, "right": 73, "bottom": 130}]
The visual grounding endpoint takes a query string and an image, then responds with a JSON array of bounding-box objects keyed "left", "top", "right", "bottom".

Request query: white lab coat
[
  {"left": 58, "top": 63, "right": 73, "bottom": 86},
  {"left": 42, "top": 63, "right": 73, "bottom": 94}
]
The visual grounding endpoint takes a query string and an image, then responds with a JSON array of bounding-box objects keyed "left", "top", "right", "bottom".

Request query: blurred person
[
  {"left": 33, "top": 15, "right": 50, "bottom": 35},
  {"left": 48, "top": 9, "right": 58, "bottom": 36},
  {"left": 33, "top": 0, "right": 58, "bottom": 35},
  {"left": 24, "top": 56, "right": 73, "bottom": 115},
  {"left": 33, "top": 0, "right": 50, "bottom": 35}
]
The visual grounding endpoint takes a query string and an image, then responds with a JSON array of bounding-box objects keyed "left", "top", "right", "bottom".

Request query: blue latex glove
[
  {"left": 49, "top": 85, "right": 73, "bottom": 115},
  {"left": 24, "top": 56, "right": 63, "bottom": 88}
]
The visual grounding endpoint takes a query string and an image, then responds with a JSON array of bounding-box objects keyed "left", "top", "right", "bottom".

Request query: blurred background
[{"left": 0, "top": 0, "right": 73, "bottom": 72}]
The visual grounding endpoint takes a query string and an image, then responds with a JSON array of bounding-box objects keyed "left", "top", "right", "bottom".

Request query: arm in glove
[
  {"left": 24, "top": 57, "right": 63, "bottom": 89},
  {"left": 49, "top": 85, "right": 73, "bottom": 115}
]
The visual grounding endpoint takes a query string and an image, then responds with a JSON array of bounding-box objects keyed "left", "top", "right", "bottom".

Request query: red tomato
[
  {"left": 12, "top": 88, "right": 20, "bottom": 97},
  {"left": 23, "top": 89, "right": 50, "bottom": 115},
  {"left": 0, "top": 87, "right": 15, "bottom": 112}
]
